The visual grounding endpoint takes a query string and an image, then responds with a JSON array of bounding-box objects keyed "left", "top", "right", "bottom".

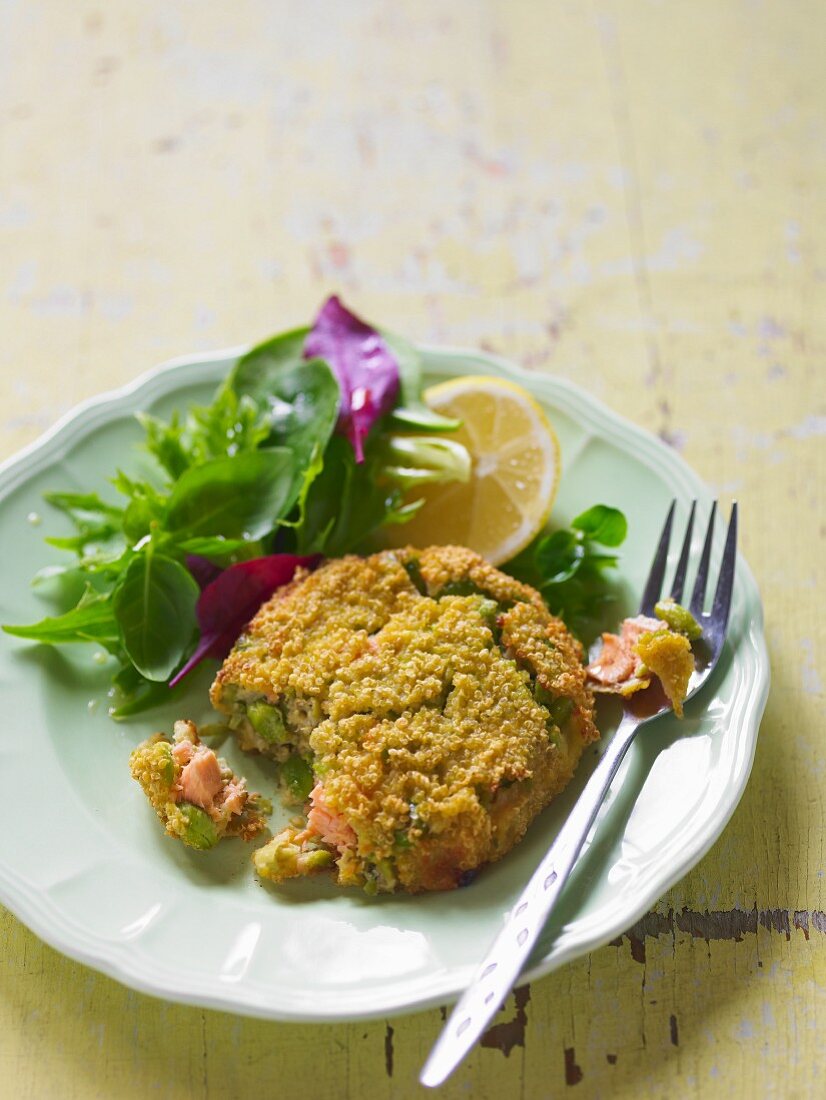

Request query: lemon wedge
[{"left": 384, "top": 375, "right": 560, "bottom": 565}]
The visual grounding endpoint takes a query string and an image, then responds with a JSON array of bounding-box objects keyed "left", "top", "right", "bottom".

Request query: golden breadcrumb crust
[{"left": 211, "top": 546, "right": 597, "bottom": 892}]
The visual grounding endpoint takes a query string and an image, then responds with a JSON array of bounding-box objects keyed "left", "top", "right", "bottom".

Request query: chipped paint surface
[{"left": 1, "top": 0, "right": 824, "bottom": 1097}]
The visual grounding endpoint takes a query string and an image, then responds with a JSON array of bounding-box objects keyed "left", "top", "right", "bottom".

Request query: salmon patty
[{"left": 211, "top": 546, "right": 598, "bottom": 893}]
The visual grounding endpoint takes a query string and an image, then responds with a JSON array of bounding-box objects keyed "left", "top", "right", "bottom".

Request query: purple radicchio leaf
[
  {"left": 169, "top": 554, "right": 319, "bottom": 687},
  {"left": 303, "top": 294, "right": 400, "bottom": 463}
]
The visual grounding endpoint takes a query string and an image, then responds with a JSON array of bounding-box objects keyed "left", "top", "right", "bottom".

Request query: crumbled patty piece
[
  {"left": 633, "top": 630, "right": 694, "bottom": 717},
  {"left": 587, "top": 610, "right": 697, "bottom": 716},
  {"left": 211, "top": 546, "right": 598, "bottom": 893},
  {"left": 586, "top": 615, "right": 661, "bottom": 697},
  {"left": 129, "top": 720, "right": 271, "bottom": 850}
]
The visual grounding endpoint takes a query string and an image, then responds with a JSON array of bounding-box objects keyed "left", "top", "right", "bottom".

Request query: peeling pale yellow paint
[{"left": 1, "top": 0, "right": 824, "bottom": 1097}]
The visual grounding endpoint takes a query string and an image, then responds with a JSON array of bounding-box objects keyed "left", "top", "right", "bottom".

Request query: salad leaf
[
  {"left": 137, "top": 385, "right": 270, "bottom": 480},
  {"left": 227, "top": 327, "right": 308, "bottom": 405},
  {"left": 504, "top": 504, "right": 628, "bottom": 643},
  {"left": 165, "top": 449, "right": 296, "bottom": 539},
  {"left": 230, "top": 337, "right": 340, "bottom": 472},
  {"left": 3, "top": 588, "right": 120, "bottom": 646},
  {"left": 295, "top": 434, "right": 407, "bottom": 557},
  {"left": 571, "top": 504, "right": 627, "bottom": 547},
  {"left": 112, "top": 550, "right": 200, "bottom": 681},
  {"left": 108, "top": 661, "right": 191, "bottom": 720},
  {"left": 176, "top": 535, "right": 260, "bottom": 562},
  {"left": 534, "top": 529, "right": 585, "bottom": 584},
  {"left": 304, "top": 295, "right": 400, "bottom": 463},
  {"left": 43, "top": 491, "right": 123, "bottom": 525},
  {"left": 259, "top": 357, "right": 340, "bottom": 473},
  {"left": 169, "top": 553, "right": 317, "bottom": 685},
  {"left": 41, "top": 490, "right": 125, "bottom": 555}
]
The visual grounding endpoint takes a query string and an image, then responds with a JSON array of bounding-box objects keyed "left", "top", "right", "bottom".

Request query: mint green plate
[{"left": 0, "top": 347, "right": 769, "bottom": 1021}]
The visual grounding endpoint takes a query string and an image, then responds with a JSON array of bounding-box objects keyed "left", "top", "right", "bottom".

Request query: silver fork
[{"left": 421, "top": 499, "right": 738, "bottom": 1088}]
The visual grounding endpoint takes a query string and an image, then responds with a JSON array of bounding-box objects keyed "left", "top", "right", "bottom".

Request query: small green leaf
[
  {"left": 276, "top": 442, "right": 326, "bottom": 532},
  {"left": 45, "top": 531, "right": 120, "bottom": 553},
  {"left": 534, "top": 529, "right": 585, "bottom": 583},
  {"left": 296, "top": 435, "right": 404, "bottom": 556},
  {"left": 137, "top": 386, "right": 272, "bottom": 480},
  {"left": 260, "top": 357, "right": 340, "bottom": 470},
  {"left": 3, "top": 589, "right": 120, "bottom": 645},
  {"left": 571, "top": 504, "right": 628, "bottom": 547},
  {"left": 166, "top": 448, "right": 296, "bottom": 540},
  {"left": 382, "top": 497, "right": 425, "bottom": 526},
  {"left": 230, "top": 338, "right": 340, "bottom": 499},
  {"left": 43, "top": 491, "right": 123, "bottom": 522},
  {"left": 109, "top": 677, "right": 184, "bottom": 720},
  {"left": 228, "top": 327, "right": 309, "bottom": 403},
  {"left": 112, "top": 550, "right": 199, "bottom": 681},
  {"left": 41, "top": 490, "right": 124, "bottom": 557},
  {"left": 135, "top": 411, "right": 190, "bottom": 480}
]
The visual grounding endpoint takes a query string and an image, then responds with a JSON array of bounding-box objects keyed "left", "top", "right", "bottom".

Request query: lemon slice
[{"left": 384, "top": 375, "right": 560, "bottom": 565}]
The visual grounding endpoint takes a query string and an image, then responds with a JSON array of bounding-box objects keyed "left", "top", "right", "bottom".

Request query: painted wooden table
[{"left": 1, "top": 2, "right": 823, "bottom": 1096}]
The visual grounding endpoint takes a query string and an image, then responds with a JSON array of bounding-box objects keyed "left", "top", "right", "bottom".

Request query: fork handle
[{"left": 420, "top": 710, "right": 642, "bottom": 1088}]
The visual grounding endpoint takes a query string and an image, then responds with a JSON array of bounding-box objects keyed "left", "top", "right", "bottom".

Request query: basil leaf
[
  {"left": 165, "top": 448, "right": 296, "bottom": 539},
  {"left": 113, "top": 551, "right": 199, "bottom": 681},
  {"left": 571, "top": 504, "right": 627, "bottom": 547},
  {"left": 502, "top": 503, "right": 628, "bottom": 643}
]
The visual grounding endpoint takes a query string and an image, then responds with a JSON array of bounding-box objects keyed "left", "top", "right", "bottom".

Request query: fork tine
[
  {"left": 710, "top": 502, "right": 738, "bottom": 634},
  {"left": 669, "top": 500, "right": 696, "bottom": 603},
  {"left": 689, "top": 501, "right": 717, "bottom": 617},
  {"left": 639, "top": 500, "right": 676, "bottom": 616}
]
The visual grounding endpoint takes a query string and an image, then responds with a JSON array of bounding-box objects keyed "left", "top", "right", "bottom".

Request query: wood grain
[{"left": 1, "top": 1, "right": 823, "bottom": 1096}]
